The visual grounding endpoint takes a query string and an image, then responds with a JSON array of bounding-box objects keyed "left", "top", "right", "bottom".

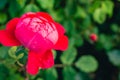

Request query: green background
[{"left": 0, "top": 0, "right": 120, "bottom": 80}]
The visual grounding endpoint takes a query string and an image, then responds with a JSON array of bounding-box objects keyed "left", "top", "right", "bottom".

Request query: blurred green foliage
[{"left": 0, "top": 0, "right": 120, "bottom": 80}]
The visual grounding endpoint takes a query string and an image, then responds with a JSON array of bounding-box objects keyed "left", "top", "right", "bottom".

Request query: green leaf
[
  {"left": 101, "top": 1, "right": 114, "bottom": 17},
  {"left": 75, "top": 55, "right": 98, "bottom": 73},
  {"left": 78, "top": 0, "right": 90, "bottom": 4},
  {"left": 75, "top": 72, "right": 91, "bottom": 80},
  {"left": 60, "top": 38, "right": 77, "bottom": 65},
  {"left": 17, "top": 53, "right": 24, "bottom": 59},
  {"left": 0, "top": 64, "right": 9, "bottom": 80},
  {"left": 63, "top": 20, "right": 76, "bottom": 36},
  {"left": 63, "top": 67, "right": 77, "bottom": 80},
  {"left": 37, "top": 0, "right": 54, "bottom": 9},
  {"left": 0, "top": 46, "right": 9, "bottom": 59},
  {"left": 23, "top": 4, "right": 39, "bottom": 13},
  {"left": 49, "top": 9, "right": 64, "bottom": 22},
  {"left": 7, "top": 74, "right": 24, "bottom": 80},
  {"left": 0, "top": 25, "right": 5, "bottom": 29},
  {"left": 0, "top": 0, "right": 7, "bottom": 10},
  {"left": 89, "top": 1, "right": 101, "bottom": 13},
  {"left": 16, "top": 0, "right": 26, "bottom": 9},
  {"left": 92, "top": 27, "right": 99, "bottom": 34},
  {"left": 99, "top": 34, "right": 113, "bottom": 50},
  {"left": 74, "top": 34, "right": 84, "bottom": 47},
  {"left": 0, "top": 13, "right": 7, "bottom": 24},
  {"left": 82, "top": 16, "right": 91, "bottom": 28},
  {"left": 8, "top": 46, "right": 17, "bottom": 59},
  {"left": 8, "top": 0, "right": 21, "bottom": 17},
  {"left": 111, "top": 24, "right": 119, "bottom": 32},
  {"left": 16, "top": 49, "right": 27, "bottom": 64},
  {"left": 60, "top": 47, "right": 77, "bottom": 65},
  {"left": 75, "top": 6, "right": 87, "bottom": 19},
  {"left": 65, "top": 0, "right": 76, "bottom": 17},
  {"left": 107, "top": 50, "right": 120, "bottom": 66},
  {"left": 45, "top": 68, "right": 58, "bottom": 80},
  {"left": 93, "top": 8, "right": 106, "bottom": 24}
]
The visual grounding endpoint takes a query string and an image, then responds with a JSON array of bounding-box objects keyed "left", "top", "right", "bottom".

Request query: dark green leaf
[
  {"left": 0, "top": 46, "right": 9, "bottom": 59},
  {"left": 37, "top": 0, "right": 54, "bottom": 9},
  {"left": 75, "top": 72, "right": 91, "bottom": 80},
  {"left": 75, "top": 6, "right": 87, "bottom": 19},
  {"left": 111, "top": 24, "right": 119, "bottom": 32},
  {"left": 74, "top": 34, "right": 84, "bottom": 47},
  {"left": 16, "top": 49, "right": 27, "bottom": 64},
  {"left": 63, "top": 67, "right": 77, "bottom": 80},
  {"left": 49, "top": 9, "right": 64, "bottom": 22},
  {"left": 45, "top": 68, "right": 58, "bottom": 80},
  {"left": 60, "top": 38, "right": 77, "bottom": 65},
  {"left": 63, "top": 20, "right": 76, "bottom": 36},
  {"left": 7, "top": 74, "right": 24, "bottom": 80},
  {"left": 0, "top": 64, "right": 9, "bottom": 80},
  {"left": 0, "top": 13, "right": 7, "bottom": 24},
  {"left": 8, "top": 0, "right": 22, "bottom": 17},
  {"left": 99, "top": 34, "right": 113, "bottom": 50},
  {"left": 65, "top": 0, "right": 76, "bottom": 17},
  {"left": 16, "top": 0, "right": 26, "bottom": 9},
  {"left": 0, "top": 0, "right": 7, "bottom": 10}
]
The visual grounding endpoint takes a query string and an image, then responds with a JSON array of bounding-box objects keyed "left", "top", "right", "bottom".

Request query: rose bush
[{"left": 0, "top": 12, "right": 68, "bottom": 75}]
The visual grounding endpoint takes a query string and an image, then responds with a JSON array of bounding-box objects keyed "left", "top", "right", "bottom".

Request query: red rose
[
  {"left": 0, "top": 12, "right": 68, "bottom": 75},
  {"left": 90, "top": 33, "right": 98, "bottom": 42}
]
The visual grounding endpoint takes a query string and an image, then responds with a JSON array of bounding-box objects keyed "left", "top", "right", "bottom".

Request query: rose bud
[{"left": 90, "top": 33, "right": 98, "bottom": 42}]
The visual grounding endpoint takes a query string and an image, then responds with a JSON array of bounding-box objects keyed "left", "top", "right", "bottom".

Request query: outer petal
[
  {"left": 53, "top": 35, "right": 68, "bottom": 51},
  {"left": 0, "top": 30, "right": 21, "bottom": 46},
  {"left": 26, "top": 51, "right": 39, "bottom": 75},
  {"left": 0, "top": 18, "right": 21, "bottom": 46},
  {"left": 26, "top": 50, "right": 54, "bottom": 75},
  {"left": 36, "top": 12, "right": 54, "bottom": 22},
  {"left": 39, "top": 50, "right": 54, "bottom": 69},
  {"left": 54, "top": 22, "right": 65, "bottom": 36},
  {"left": 6, "top": 18, "right": 19, "bottom": 32}
]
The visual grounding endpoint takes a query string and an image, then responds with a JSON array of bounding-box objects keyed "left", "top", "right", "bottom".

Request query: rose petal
[
  {"left": 0, "top": 30, "right": 21, "bottom": 46},
  {"left": 55, "top": 22, "right": 65, "bottom": 36},
  {"left": 53, "top": 35, "right": 68, "bottom": 51},
  {"left": 26, "top": 50, "right": 54, "bottom": 75},
  {"left": 38, "top": 50, "right": 54, "bottom": 69},
  {"left": 36, "top": 12, "right": 54, "bottom": 22},
  {"left": 21, "top": 12, "right": 35, "bottom": 19},
  {"left": 6, "top": 18, "right": 19, "bottom": 32},
  {"left": 26, "top": 51, "right": 39, "bottom": 75}
]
